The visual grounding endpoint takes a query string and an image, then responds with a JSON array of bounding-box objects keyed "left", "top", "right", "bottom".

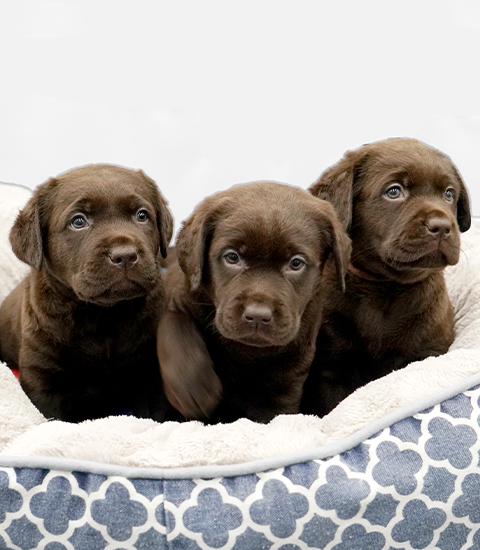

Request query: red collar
[
  {"left": 348, "top": 264, "right": 385, "bottom": 282},
  {"left": 348, "top": 263, "right": 433, "bottom": 285}
]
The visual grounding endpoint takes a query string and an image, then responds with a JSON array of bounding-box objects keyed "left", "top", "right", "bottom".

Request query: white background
[{"left": 1, "top": 0, "right": 479, "bottom": 236}]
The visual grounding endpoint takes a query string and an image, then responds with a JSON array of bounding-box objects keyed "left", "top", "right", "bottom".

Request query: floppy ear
[
  {"left": 317, "top": 200, "right": 352, "bottom": 292},
  {"left": 309, "top": 149, "right": 367, "bottom": 231},
  {"left": 138, "top": 171, "right": 174, "bottom": 258},
  {"left": 451, "top": 166, "right": 471, "bottom": 232},
  {"left": 176, "top": 195, "right": 229, "bottom": 292},
  {"left": 9, "top": 178, "right": 58, "bottom": 270}
]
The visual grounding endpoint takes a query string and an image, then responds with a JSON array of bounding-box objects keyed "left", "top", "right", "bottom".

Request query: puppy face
[
  {"left": 310, "top": 138, "right": 471, "bottom": 282},
  {"left": 176, "top": 181, "right": 350, "bottom": 347},
  {"left": 11, "top": 165, "right": 173, "bottom": 305}
]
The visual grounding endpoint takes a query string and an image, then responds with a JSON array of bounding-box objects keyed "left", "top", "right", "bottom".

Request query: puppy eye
[
  {"left": 136, "top": 209, "right": 149, "bottom": 222},
  {"left": 385, "top": 185, "right": 404, "bottom": 200},
  {"left": 444, "top": 188, "right": 455, "bottom": 202},
  {"left": 288, "top": 256, "right": 306, "bottom": 272},
  {"left": 223, "top": 250, "right": 241, "bottom": 265},
  {"left": 70, "top": 215, "right": 88, "bottom": 230}
]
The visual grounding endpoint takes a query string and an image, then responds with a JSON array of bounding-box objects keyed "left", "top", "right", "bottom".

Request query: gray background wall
[{"left": 1, "top": 0, "right": 478, "bottom": 235}]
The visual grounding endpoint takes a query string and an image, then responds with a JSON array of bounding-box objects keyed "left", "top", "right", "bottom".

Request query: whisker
[{"left": 206, "top": 317, "right": 219, "bottom": 333}]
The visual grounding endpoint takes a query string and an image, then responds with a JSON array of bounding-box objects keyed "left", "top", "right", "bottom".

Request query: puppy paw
[
  {"left": 157, "top": 311, "right": 223, "bottom": 420},
  {"left": 163, "top": 355, "right": 223, "bottom": 420}
]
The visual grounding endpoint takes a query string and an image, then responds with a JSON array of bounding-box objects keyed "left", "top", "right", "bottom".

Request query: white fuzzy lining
[{"left": 0, "top": 183, "right": 479, "bottom": 469}]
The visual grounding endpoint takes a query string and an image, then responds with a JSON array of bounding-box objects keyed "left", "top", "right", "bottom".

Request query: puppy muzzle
[
  {"left": 215, "top": 297, "right": 299, "bottom": 348},
  {"left": 70, "top": 241, "right": 161, "bottom": 305},
  {"left": 382, "top": 207, "right": 461, "bottom": 269}
]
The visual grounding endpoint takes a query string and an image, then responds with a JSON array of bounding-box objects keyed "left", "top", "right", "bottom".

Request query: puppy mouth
[
  {"left": 73, "top": 274, "right": 157, "bottom": 306},
  {"left": 386, "top": 251, "right": 448, "bottom": 271},
  {"left": 216, "top": 321, "right": 297, "bottom": 348},
  {"left": 76, "top": 283, "right": 147, "bottom": 306},
  {"left": 383, "top": 238, "right": 460, "bottom": 271},
  {"left": 215, "top": 297, "right": 299, "bottom": 348},
  {"left": 225, "top": 334, "right": 289, "bottom": 348}
]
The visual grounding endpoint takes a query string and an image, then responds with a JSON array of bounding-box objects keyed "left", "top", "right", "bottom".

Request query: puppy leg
[
  {"left": 157, "top": 310, "right": 222, "bottom": 419},
  {"left": 19, "top": 362, "right": 66, "bottom": 420},
  {"left": 0, "top": 283, "right": 24, "bottom": 367}
]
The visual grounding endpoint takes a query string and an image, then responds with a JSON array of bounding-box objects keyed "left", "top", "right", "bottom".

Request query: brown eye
[
  {"left": 70, "top": 215, "right": 88, "bottom": 229},
  {"left": 444, "top": 188, "right": 454, "bottom": 202},
  {"left": 285, "top": 255, "right": 306, "bottom": 273},
  {"left": 385, "top": 185, "right": 403, "bottom": 199},
  {"left": 136, "top": 209, "right": 149, "bottom": 222},
  {"left": 223, "top": 250, "right": 240, "bottom": 265},
  {"left": 289, "top": 257, "right": 305, "bottom": 271}
]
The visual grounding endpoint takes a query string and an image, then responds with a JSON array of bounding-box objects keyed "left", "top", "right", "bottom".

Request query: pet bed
[{"left": 1, "top": 181, "right": 480, "bottom": 549}]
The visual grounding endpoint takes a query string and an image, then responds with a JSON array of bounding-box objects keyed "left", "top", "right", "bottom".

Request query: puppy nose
[
  {"left": 243, "top": 303, "right": 273, "bottom": 327},
  {"left": 108, "top": 246, "right": 139, "bottom": 270},
  {"left": 425, "top": 217, "right": 452, "bottom": 240}
]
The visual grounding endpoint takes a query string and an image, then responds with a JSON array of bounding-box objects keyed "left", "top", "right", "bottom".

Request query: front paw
[
  {"left": 162, "top": 351, "right": 223, "bottom": 420},
  {"left": 157, "top": 325, "right": 222, "bottom": 419}
]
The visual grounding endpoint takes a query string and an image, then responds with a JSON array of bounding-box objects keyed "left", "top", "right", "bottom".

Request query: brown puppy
[
  {"left": 157, "top": 181, "right": 351, "bottom": 423},
  {"left": 0, "top": 164, "right": 175, "bottom": 422},
  {"left": 300, "top": 138, "right": 471, "bottom": 417}
]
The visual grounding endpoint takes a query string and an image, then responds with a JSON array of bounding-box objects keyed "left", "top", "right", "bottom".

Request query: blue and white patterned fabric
[{"left": 1, "top": 382, "right": 480, "bottom": 549}]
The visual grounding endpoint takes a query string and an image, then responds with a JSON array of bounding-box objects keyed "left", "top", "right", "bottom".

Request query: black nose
[
  {"left": 108, "top": 246, "right": 139, "bottom": 270},
  {"left": 425, "top": 217, "right": 452, "bottom": 240},
  {"left": 243, "top": 303, "right": 273, "bottom": 328}
]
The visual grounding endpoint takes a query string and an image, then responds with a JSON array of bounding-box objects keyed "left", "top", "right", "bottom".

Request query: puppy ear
[
  {"left": 156, "top": 193, "right": 174, "bottom": 259},
  {"left": 451, "top": 167, "right": 471, "bottom": 232},
  {"left": 176, "top": 195, "right": 229, "bottom": 292},
  {"left": 9, "top": 178, "right": 58, "bottom": 270},
  {"left": 317, "top": 200, "right": 352, "bottom": 292},
  {"left": 138, "top": 171, "right": 174, "bottom": 258},
  {"left": 309, "top": 149, "right": 366, "bottom": 231}
]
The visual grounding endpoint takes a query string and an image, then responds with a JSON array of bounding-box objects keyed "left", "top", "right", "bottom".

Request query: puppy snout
[
  {"left": 108, "top": 245, "right": 139, "bottom": 270},
  {"left": 243, "top": 303, "right": 273, "bottom": 328},
  {"left": 425, "top": 217, "right": 452, "bottom": 240},
  {"left": 243, "top": 302, "right": 273, "bottom": 328}
]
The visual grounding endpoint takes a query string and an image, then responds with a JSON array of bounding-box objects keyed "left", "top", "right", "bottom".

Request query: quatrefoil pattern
[{"left": 2, "top": 386, "right": 480, "bottom": 549}]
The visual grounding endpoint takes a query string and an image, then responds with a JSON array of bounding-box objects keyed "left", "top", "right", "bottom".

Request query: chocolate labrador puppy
[
  {"left": 157, "top": 181, "right": 351, "bottom": 423},
  {"left": 0, "top": 164, "right": 175, "bottom": 422},
  {"left": 300, "top": 138, "right": 471, "bottom": 416}
]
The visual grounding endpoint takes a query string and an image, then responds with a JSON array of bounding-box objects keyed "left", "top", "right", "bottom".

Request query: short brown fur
[
  {"left": 0, "top": 164, "right": 176, "bottom": 422},
  {"left": 157, "top": 181, "right": 351, "bottom": 423},
  {"left": 301, "top": 138, "right": 471, "bottom": 416}
]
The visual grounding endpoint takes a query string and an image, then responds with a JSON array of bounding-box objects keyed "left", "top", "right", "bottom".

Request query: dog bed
[{"left": 1, "top": 181, "right": 480, "bottom": 549}]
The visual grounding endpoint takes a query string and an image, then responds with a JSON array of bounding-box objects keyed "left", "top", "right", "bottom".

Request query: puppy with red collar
[{"left": 301, "top": 138, "right": 471, "bottom": 417}]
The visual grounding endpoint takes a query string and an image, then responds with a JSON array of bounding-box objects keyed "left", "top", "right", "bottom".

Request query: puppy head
[
  {"left": 310, "top": 138, "right": 471, "bottom": 282},
  {"left": 176, "top": 181, "right": 350, "bottom": 347},
  {"left": 10, "top": 164, "right": 174, "bottom": 305}
]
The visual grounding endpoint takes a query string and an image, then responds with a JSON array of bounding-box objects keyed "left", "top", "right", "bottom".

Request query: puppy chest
[
  {"left": 66, "top": 308, "right": 155, "bottom": 365},
  {"left": 353, "top": 292, "right": 429, "bottom": 353}
]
